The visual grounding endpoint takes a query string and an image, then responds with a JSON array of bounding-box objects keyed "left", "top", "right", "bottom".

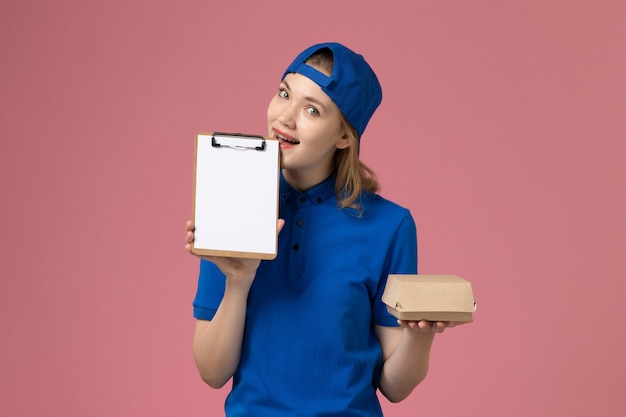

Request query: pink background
[{"left": 1, "top": 1, "right": 625, "bottom": 415}]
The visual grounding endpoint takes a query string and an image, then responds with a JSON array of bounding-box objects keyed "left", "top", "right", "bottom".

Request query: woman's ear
[
  {"left": 335, "top": 123, "right": 351, "bottom": 150},
  {"left": 336, "top": 132, "right": 351, "bottom": 150}
]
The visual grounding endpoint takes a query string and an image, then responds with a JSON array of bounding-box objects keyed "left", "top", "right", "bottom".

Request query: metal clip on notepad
[{"left": 211, "top": 132, "right": 266, "bottom": 151}]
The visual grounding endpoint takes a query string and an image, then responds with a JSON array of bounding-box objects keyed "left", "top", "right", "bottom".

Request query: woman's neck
[{"left": 282, "top": 166, "right": 333, "bottom": 192}]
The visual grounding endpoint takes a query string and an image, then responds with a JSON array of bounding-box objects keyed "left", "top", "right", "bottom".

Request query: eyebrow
[{"left": 282, "top": 79, "right": 328, "bottom": 112}]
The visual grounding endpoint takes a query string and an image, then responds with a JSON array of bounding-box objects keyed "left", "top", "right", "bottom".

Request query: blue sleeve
[
  {"left": 373, "top": 210, "right": 418, "bottom": 326},
  {"left": 192, "top": 259, "right": 227, "bottom": 320}
]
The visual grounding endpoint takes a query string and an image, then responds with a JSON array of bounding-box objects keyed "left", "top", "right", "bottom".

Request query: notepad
[{"left": 191, "top": 132, "right": 280, "bottom": 259}]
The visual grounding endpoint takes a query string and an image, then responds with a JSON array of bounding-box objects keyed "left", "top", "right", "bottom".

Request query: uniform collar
[{"left": 280, "top": 170, "right": 337, "bottom": 205}]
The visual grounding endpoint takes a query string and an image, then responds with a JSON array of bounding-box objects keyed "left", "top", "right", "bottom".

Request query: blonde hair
[
  {"left": 334, "top": 121, "right": 380, "bottom": 212},
  {"left": 305, "top": 48, "right": 381, "bottom": 212}
]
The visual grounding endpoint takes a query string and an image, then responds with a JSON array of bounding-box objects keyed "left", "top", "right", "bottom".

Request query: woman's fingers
[{"left": 397, "top": 320, "right": 450, "bottom": 333}]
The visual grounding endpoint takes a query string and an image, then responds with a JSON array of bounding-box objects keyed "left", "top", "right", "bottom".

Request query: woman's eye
[
  {"left": 279, "top": 89, "right": 288, "bottom": 99},
  {"left": 306, "top": 107, "right": 320, "bottom": 116}
]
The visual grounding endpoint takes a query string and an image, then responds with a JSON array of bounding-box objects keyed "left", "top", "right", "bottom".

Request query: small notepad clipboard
[{"left": 191, "top": 132, "right": 280, "bottom": 260}]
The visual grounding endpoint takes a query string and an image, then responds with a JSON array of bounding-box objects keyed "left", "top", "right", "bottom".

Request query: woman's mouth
[{"left": 274, "top": 130, "right": 300, "bottom": 146}]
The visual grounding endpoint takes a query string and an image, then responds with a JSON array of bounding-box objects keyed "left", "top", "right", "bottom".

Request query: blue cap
[{"left": 282, "top": 42, "right": 382, "bottom": 138}]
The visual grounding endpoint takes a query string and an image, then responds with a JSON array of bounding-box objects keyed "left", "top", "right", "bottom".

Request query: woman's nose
[{"left": 277, "top": 104, "right": 296, "bottom": 128}]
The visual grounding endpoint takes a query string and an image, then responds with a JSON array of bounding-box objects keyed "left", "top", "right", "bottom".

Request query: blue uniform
[{"left": 193, "top": 172, "right": 418, "bottom": 416}]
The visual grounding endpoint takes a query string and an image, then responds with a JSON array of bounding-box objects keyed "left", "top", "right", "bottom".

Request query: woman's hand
[
  {"left": 396, "top": 319, "right": 470, "bottom": 334},
  {"left": 185, "top": 220, "right": 285, "bottom": 286}
]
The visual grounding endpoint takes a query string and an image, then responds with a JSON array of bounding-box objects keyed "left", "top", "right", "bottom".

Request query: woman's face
[{"left": 267, "top": 71, "right": 349, "bottom": 190}]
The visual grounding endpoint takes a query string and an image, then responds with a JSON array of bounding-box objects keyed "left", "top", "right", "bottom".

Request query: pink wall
[{"left": 1, "top": 1, "right": 625, "bottom": 415}]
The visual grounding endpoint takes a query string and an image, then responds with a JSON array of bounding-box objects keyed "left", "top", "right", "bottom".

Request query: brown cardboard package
[{"left": 382, "top": 275, "right": 476, "bottom": 322}]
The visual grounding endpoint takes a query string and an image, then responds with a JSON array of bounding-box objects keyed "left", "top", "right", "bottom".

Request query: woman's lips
[{"left": 273, "top": 129, "right": 299, "bottom": 148}]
